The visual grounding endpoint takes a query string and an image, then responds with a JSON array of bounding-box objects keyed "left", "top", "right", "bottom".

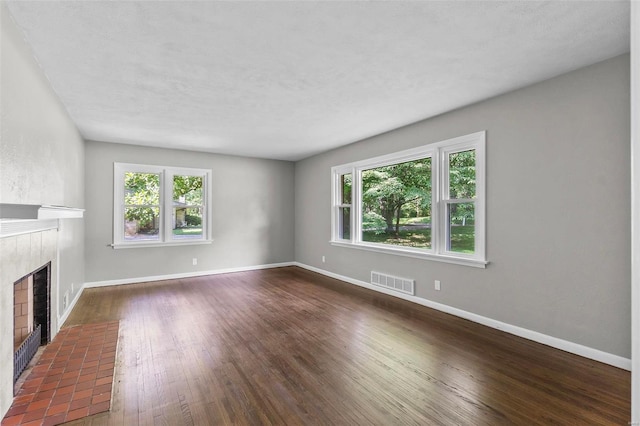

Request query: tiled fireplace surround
[{"left": 0, "top": 227, "right": 59, "bottom": 418}]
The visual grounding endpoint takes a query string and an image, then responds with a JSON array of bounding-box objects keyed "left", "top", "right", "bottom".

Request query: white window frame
[
  {"left": 331, "top": 131, "right": 486, "bottom": 268},
  {"left": 113, "top": 163, "right": 213, "bottom": 249}
]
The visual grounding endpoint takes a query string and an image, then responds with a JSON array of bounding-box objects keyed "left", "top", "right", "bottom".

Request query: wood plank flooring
[{"left": 62, "top": 266, "right": 630, "bottom": 425}]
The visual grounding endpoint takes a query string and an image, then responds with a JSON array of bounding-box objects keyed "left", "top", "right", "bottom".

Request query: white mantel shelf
[
  {"left": 0, "top": 219, "right": 60, "bottom": 239},
  {"left": 0, "top": 204, "right": 84, "bottom": 220},
  {"left": 0, "top": 204, "right": 84, "bottom": 238}
]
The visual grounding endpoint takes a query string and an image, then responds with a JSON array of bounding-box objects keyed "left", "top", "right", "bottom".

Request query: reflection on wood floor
[{"left": 62, "top": 266, "right": 630, "bottom": 425}]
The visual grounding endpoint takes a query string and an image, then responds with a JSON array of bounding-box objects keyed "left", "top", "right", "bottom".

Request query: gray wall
[
  {"left": 0, "top": 3, "right": 85, "bottom": 417},
  {"left": 0, "top": 2, "right": 85, "bottom": 326},
  {"left": 84, "top": 141, "right": 294, "bottom": 283},
  {"left": 295, "top": 54, "right": 631, "bottom": 358}
]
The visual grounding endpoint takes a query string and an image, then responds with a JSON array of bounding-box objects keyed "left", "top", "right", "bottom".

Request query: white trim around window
[
  {"left": 331, "top": 131, "right": 487, "bottom": 268},
  {"left": 113, "top": 163, "right": 213, "bottom": 249}
]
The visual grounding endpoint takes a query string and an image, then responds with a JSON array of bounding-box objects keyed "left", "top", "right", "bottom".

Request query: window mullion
[
  {"left": 436, "top": 147, "right": 447, "bottom": 255},
  {"left": 353, "top": 167, "right": 361, "bottom": 244},
  {"left": 162, "top": 170, "right": 171, "bottom": 243}
]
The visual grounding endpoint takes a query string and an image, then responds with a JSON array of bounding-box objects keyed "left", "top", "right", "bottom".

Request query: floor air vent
[{"left": 371, "top": 271, "right": 415, "bottom": 295}]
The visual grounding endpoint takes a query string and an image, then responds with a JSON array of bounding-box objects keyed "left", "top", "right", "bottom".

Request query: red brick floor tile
[
  {"left": 32, "top": 389, "right": 55, "bottom": 401},
  {"left": 96, "top": 369, "right": 113, "bottom": 379},
  {"left": 80, "top": 365, "right": 98, "bottom": 375},
  {"left": 22, "top": 377, "right": 44, "bottom": 390},
  {"left": 48, "top": 367, "right": 65, "bottom": 376},
  {"left": 50, "top": 392, "right": 73, "bottom": 406},
  {"left": 39, "top": 352, "right": 55, "bottom": 360},
  {"left": 46, "top": 402, "right": 69, "bottom": 416},
  {"left": 69, "top": 396, "right": 91, "bottom": 411},
  {"left": 74, "top": 380, "right": 95, "bottom": 392},
  {"left": 40, "top": 380, "right": 61, "bottom": 391},
  {"left": 21, "top": 420, "right": 45, "bottom": 426},
  {"left": 98, "top": 362, "right": 115, "bottom": 371},
  {"left": 3, "top": 322, "right": 119, "bottom": 426},
  {"left": 21, "top": 408, "right": 47, "bottom": 423},
  {"left": 12, "top": 394, "right": 33, "bottom": 405},
  {"left": 77, "top": 372, "right": 96, "bottom": 383},
  {"left": 61, "top": 370, "right": 80, "bottom": 380},
  {"left": 42, "top": 413, "right": 67, "bottom": 426},
  {"left": 72, "top": 389, "right": 94, "bottom": 401},
  {"left": 91, "top": 392, "right": 112, "bottom": 405},
  {"left": 26, "top": 398, "right": 50, "bottom": 411},
  {"left": 0, "top": 414, "right": 24, "bottom": 426},
  {"left": 69, "top": 351, "right": 86, "bottom": 360},
  {"left": 57, "top": 377, "right": 78, "bottom": 387},
  {"left": 65, "top": 406, "right": 89, "bottom": 422},
  {"left": 31, "top": 365, "right": 50, "bottom": 374},
  {"left": 92, "top": 383, "right": 112, "bottom": 395},
  {"left": 42, "top": 374, "right": 62, "bottom": 384},
  {"left": 65, "top": 363, "right": 82, "bottom": 373},
  {"left": 85, "top": 354, "right": 100, "bottom": 362},
  {"left": 54, "top": 385, "right": 75, "bottom": 396},
  {"left": 95, "top": 376, "right": 113, "bottom": 386},
  {"left": 88, "top": 400, "right": 111, "bottom": 416},
  {"left": 83, "top": 360, "right": 99, "bottom": 368},
  {"left": 67, "top": 358, "right": 84, "bottom": 367},
  {"left": 4, "top": 403, "right": 28, "bottom": 417}
]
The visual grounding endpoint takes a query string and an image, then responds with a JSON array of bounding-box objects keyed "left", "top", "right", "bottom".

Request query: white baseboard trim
[
  {"left": 57, "top": 283, "right": 85, "bottom": 331},
  {"left": 294, "top": 262, "right": 632, "bottom": 371},
  {"left": 84, "top": 262, "right": 296, "bottom": 288}
]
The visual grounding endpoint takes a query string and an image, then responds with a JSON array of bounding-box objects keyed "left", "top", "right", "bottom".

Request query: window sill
[
  {"left": 330, "top": 240, "right": 488, "bottom": 268},
  {"left": 111, "top": 240, "right": 213, "bottom": 249}
]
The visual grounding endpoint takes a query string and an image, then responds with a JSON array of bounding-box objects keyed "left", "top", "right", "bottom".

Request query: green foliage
[
  {"left": 185, "top": 214, "right": 202, "bottom": 226},
  {"left": 124, "top": 173, "right": 160, "bottom": 227},
  {"left": 362, "top": 211, "right": 386, "bottom": 234},
  {"left": 362, "top": 158, "right": 432, "bottom": 235},
  {"left": 359, "top": 151, "right": 476, "bottom": 240},
  {"left": 124, "top": 172, "right": 203, "bottom": 231},
  {"left": 449, "top": 150, "right": 475, "bottom": 199},
  {"left": 341, "top": 173, "right": 352, "bottom": 204},
  {"left": 447, "top": 151, "right": 476, "bottom": 225},
  {"left": 173, "top": 175, "right": 203, "bottom": 205}
]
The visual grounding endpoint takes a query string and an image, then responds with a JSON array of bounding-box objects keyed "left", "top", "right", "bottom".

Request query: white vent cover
[{"left": 371, "top": 271, "right": 415, "bottom": 295}]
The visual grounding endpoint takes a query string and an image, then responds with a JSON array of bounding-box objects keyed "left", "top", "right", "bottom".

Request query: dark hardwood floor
[{"left": 62, "top": 266, "right": 630, "bottom": 425}]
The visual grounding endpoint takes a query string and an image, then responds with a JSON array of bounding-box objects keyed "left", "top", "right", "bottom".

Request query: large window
[
  {"left": 331, "top": 131, "right": 486, "bottom": 267},
  {"left": 113, "top": 163, "right": 212, "bottom": 248}
]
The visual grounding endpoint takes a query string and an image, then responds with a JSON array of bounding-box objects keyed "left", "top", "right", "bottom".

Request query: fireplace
[{"left": 13, "top": 263, "right": 50, "bottom": 384}]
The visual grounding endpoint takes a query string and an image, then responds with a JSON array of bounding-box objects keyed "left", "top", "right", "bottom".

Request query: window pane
[
  {"left": 173, "top": 207, "right": 203, "bottom": 239},
  {"left": 341, "top": 173, "right": 352, "bottom": 204},
  {"left": 124, "top": 207, "right": 160, "bottom": 240},
  {"left": 361, "top": 158, "right": 431, "bottom": 249},
  {"left": 339, "top": 207, "right": 350, "bottom": 240},
  {"left": 449, "top": 150, "right": 476, "bottom": 199},
  {"left": 173, "top": 175, "right": 203, "bottom": 205},
  {"left": 447, "top": 202, "right": 475, "bottom": 253},
  {"left": 173, "top": 175, "right": 204, "bottom": 239},
  {"left": 125, "top": 172, "right": 160, "bottom": 205}
]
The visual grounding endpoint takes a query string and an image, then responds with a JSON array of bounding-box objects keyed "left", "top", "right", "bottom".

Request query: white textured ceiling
[{"left": 5, "top": 1, "right": 630, "bottom": 161}]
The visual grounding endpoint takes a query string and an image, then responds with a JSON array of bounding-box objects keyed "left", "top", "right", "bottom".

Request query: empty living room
[{"left": 1, "top": 1, "right": 639, "bottom": 425}]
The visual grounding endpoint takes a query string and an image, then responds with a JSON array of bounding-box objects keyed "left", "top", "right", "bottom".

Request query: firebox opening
[{"left": 13, "top": 262, "right": 51, "bottom": 385}]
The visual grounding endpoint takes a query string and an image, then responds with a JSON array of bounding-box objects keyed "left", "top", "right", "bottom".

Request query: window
[
  {"left": 331, "top": 131, "right": 486, "bottom": 267},
  {"left": 113, "top": 163, "right": 212, "bottom": 248}
]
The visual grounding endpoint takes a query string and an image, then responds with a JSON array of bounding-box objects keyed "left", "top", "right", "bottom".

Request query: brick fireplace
[{"left": 0, "top": 225, "right": 59, "bottom": 417}]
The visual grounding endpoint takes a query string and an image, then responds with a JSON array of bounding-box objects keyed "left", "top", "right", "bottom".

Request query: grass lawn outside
[
  {"left": 362, "top": 225, "right": 474, "bottom": 253},
  {"left": 172, "top": 227, "right": 203, "bottom": 237}
]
